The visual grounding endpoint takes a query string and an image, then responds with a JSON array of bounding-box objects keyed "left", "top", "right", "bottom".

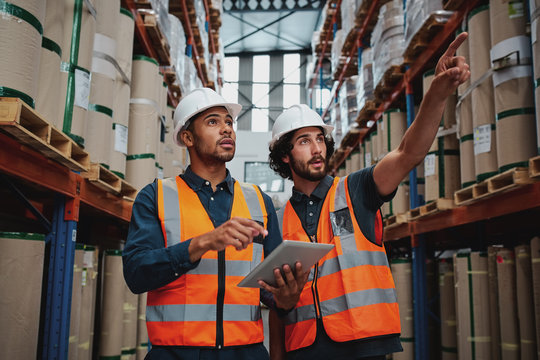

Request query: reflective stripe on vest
[
  {"left": 285, "top": 287, "right": 397, "bottom": 325},
  {"left": 280, "top": 176, "right": 400, "bottom": 351},
  {"left": 147, "top": 303, "right": 262, "bottom": 322},
  {"left": 161, "top": 177, "right": 181, "bottom": 247},
  {"left": 150, "top": 177, "right": 267, "bottom": 347}
]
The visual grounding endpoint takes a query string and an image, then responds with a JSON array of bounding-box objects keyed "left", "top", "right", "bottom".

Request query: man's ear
[
  {"left": 180, "top": 130, "right": 194, "bottom": 147},
  {"left": 282, "top": 154, "right": 290, "bottom": 164}
]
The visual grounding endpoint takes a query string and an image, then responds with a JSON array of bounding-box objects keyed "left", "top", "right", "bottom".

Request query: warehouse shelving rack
[
  {"left": 1, "top": 2, "right": 216, "bottom": 357},
  {"left": 307, "top": 0, "right": 540, "bottom": 359}
]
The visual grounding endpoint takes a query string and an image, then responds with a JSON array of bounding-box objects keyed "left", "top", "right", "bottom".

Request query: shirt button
[
  {"left": 205, "top": 181, "right": 210, "bottom": 186},
  {"left": 309, "top": 201, "right": 313, "bottom": 205},
  {"left": 210, "top": 197, "right": 214, "bottom": 201},
  {"left": 309, "top": 212, "right": 313, "bottom": 217},
  {"left": 220, "top": 187, "right": 223, "bottom": 190},
  {"left": 174, "top": 273, "right": 179, "bottom": 276}
]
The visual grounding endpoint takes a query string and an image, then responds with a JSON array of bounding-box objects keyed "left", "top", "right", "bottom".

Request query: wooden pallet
[
  {"left": 82, "top": 163, "right": 122, "bottom": 194},
  {"left": 0, "top": 97, "right": 89, "bottom": 172},
  {"left": 487, "top": 167, "right": 533, "bottom": 193},
  {"left": 374, "top": 65, "right": 405, "bottom": 101},
  {"left": 120, "top": 179, "right": 137, "bottom": 202},
  {"left": 455, "top": 167, "right": 536, "bottom": 205},
  {"left": 420, "top": 198, "right": 454, "bottom": 216},
  {"left": 407, "top": 206, "right": 422, "bottom": 220},
  {"left": 139, "top": 10, "right": 171, "bottom": 66},
  {"left": 385, "top": 213, "right": 408, "bottom": 228},
  {"left": 530, "top": 155, "right": 540, "bottom": 178},
  {"left": 356, "top": 100, "right": 379, "bottom": 127},
  {"left": 403, "top": 13, "right": 449, "bottom": 64},
  {"left": 82, "top": 163, "right": 138, "bottom": 201}
]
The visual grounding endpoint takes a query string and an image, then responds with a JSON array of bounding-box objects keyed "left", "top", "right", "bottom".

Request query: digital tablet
[{"left": 237, "top": 240, "right": 334, "bottom": 288}]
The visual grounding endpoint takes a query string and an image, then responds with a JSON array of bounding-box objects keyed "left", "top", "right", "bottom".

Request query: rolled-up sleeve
[{"left": 122, "top": 183, "right": 199, "bottom": 294}]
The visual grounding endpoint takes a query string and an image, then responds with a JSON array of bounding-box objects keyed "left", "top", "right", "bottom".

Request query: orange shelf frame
[
  {"left": 384, "top": 182, "right": 540, "bottom": 241},
  {"left": 0, "top": 133, "right": 132, "bottom": 222}
]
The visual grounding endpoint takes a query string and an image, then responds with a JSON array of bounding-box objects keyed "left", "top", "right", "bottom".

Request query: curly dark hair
[{"left": 269, "top": 127, "right": 335, "bottom": 180}]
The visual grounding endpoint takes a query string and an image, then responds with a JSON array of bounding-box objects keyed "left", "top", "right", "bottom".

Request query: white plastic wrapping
[
  {"left": 356, "top": 47, "right": 374, "bottom": 109},
  {"left": 165, "top": 14, "right": 186, "bottom": 84},
  {"left": 331, "top": 29, "right": 346, "bottom": 76},
  {"left": 404, "top": 0, "right": 453, "bottom": 51},
  {"left": 371, "top": 0, "right": 405, "bottom": 87},
  {"left": 341, "top": 0, "right": 358, "bottom": 36}
]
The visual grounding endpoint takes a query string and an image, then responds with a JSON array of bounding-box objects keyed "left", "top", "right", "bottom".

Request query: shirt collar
[
  {"left": 291, "top": 175, "right": 334, "bottom": 203},
  {"left": 182, "top": 166, "right": 235, "bottom": 193}
]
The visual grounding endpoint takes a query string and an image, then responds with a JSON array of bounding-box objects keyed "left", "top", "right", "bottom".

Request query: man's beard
[
  {"left": 192, "top": 132, "right": 235, "bottom": 163},
  {"left": 291, "top": 155, "right": 327, "bottom": 181}
]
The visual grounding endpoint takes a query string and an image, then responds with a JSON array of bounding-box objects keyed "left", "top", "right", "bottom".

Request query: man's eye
[
  {"left": 208, "top": 119, "right": 217, "bottom": 125},
  {"left": 226, "top": 120, "right": 233, "bottom": 126}
]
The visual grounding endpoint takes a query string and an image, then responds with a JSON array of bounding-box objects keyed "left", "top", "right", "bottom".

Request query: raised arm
[{"left": 373, "top": 32, "right": 471, "bottom": 197}]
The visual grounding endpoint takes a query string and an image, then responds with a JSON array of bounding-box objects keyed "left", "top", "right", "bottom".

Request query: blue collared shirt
[{"left": 123, "top": 166, "right": 282, "bottom": 358}]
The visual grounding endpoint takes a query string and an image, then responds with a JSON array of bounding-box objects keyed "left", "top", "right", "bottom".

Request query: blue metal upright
[
  {"left": 405, "top": 69, "right": 429, "bottom": 360},
  {"left": 42, "top": 194, "right": 79, "bottom": 359}
]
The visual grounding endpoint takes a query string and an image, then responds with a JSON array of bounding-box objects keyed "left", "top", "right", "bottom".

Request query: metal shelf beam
[{"left": 0, "top": 133, "right": 132, "bottom": 222}]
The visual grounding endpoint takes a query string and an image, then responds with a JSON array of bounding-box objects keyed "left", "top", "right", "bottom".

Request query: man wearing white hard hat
[
  {"left": 123, "top": 88, "right": 308, "bottom": 360},
  {"left": 266, "top": 34, "right": 471, "bottom": 359}
]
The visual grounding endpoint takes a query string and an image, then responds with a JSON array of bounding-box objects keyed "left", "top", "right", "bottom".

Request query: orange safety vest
[
  {"left": 277, "top": 176, "right": 400, "bottom": 352},
  {"left": 148, "top": 176, "right": 268, "bottom": 347}
]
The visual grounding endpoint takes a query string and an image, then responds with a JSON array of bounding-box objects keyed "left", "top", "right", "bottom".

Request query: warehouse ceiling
[{"left": 221, "top": 0, "right": 324, "bottom": 55}]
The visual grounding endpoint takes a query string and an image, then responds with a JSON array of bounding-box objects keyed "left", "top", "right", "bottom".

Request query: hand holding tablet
[{"left": 237, "top": 240, "right": 334, "bottom": 288}]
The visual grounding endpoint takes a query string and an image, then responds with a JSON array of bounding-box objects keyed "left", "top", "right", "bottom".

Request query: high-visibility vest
[
  {"left": 277, "top": 176, "right": 400, "bottom": 352},
  {"left": 148, "top": 176, "right": 268, "bottom": 347}
]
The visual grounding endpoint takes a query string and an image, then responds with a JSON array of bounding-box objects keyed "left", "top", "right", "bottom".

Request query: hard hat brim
[
  {"left": 174, "top": 102, "right": 242, "bottom": 147},
  {"left": 269, "top": 123, "right": 334, "bottom": 150}
]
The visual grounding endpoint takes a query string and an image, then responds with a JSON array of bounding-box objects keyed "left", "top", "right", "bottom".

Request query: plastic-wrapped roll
[
  {"left": 99, "top": 250, "right": 124, "bottom": 359},
  {"left": 391, "top": 258, "right": 413, "bottom": 360},
  {"left": 122, "top": 281, "right": 139, "bottom": 360},
  {"left": 136, "top": 293, "right": 149, "bottom": 360},
  {"left": 456, "top": 26, "right": 475, "bottom": 188},
  {"left": 0, "top": 1, "right": 46, "bottom": 109},
  {"left": 383, "top": 109, "right": 406, "bottom": 154},
  {"left": 58, "top": 0, "right": 96, "bottom": 146},
  {"left": 36, "top": 0, "right": 64, "bottom": 128},
  {"left": 68, "top": 246, "right": 85, "bottom": 359},
  {"left": 453, "top": 252, "right": 492, "bottom": 359},
  {"left": 364, "top": 134, "right": 372, "bottom": 168},
  {"left": 131, "top": 56, "right": 160, "bottom": 104},
  {"left": 117, "top": 8, "right": 135, "bottom": 80},
  {"left": 515, "top": 245, "right": 537, "bottom": 360},
  {"left": 86, "top": 73, "right": 114, "bottom": 167},
  {"left": 496, "top": 248, "right": 520, "bottom": 360},
  {"left": 490, "top": 0, "right": 536, "bottom": 171},
  {"left": 77, "top": 245, "right": 98, "bottom": 360},
  {"left": 110, "top": 80, "right": 130, "bottom": 178},
  {"left": 390, "top": 179, "right": 409, "bottom": 216},
  {"left": 350, "top": 149, "right": 360, "bottom": 173},
  {"left": 438, "top": 258, "right": 457, "bottom": 359},
  {"left": 345, "top": 155, "right": 352, "bottom": 175},
  {"left": 424, "top": 134, "right": 460, "bottom": 202},
  {"left": 0, "top": 232, "right": 45, "bottom": 359},
  {"left": 487, "top": 246, "right": 502, "bottom": 360}
]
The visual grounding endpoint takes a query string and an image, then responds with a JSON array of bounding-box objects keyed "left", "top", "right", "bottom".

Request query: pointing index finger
[{"left": 444, "top": 32, "right": 468, "bottom": 57}]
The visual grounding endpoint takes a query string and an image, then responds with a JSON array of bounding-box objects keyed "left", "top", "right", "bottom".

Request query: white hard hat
[
  {"left": 173, "top": 87, "right": 242, "bottom": 146},
  {"left": 270, "top": 104, "right": 334, "bottom": 149}
]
